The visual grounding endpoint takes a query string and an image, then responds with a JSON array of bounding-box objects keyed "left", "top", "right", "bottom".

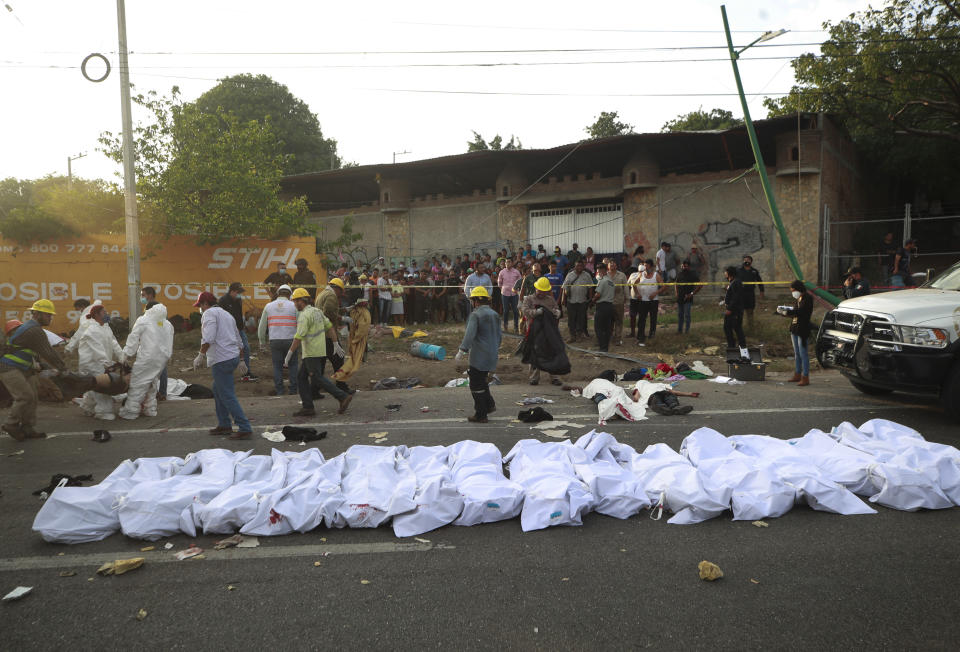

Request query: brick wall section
[
  {"left": 384, "top": 212, "right": 410, "bottom": 258},
  {"left": 775, "top": 173, "right": 821, "bottom": 283},
  {"left": 497, "top": 204, "right": 528, "bottom": 248},
  {"left": 623, "top": 187, "right": 659, "bottom": 258}
]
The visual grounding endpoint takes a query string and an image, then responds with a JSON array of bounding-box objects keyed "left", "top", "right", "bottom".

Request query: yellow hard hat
[
  {"left": 291, "top": 288, "right": 311, "bottom": 300},
  {"left": 534, "top": 277, "right": 552, "bottom": 292},
  {"left": 329, "top": 277, "right": 345, "bottom": 290},
  {"left": 30, "top": 299, "right": 56, "bottom": 315},
  {"left": 470, "top": 286, "right": 490, "bottom": 299}
]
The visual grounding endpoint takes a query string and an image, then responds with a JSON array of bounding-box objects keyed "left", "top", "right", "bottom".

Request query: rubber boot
[
  {"left": 786, "top": 373, "right": 802, "bottom": 382},
  {"left": 798, "top": 375, "right": 810, "bottom": 386}
]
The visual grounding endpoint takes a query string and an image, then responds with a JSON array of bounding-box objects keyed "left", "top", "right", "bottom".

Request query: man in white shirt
[
  {"left": 377, "top": 269, "right": 393, "bottom": 327},
  {"left": 257, "top": 284, "right": 299, "bottom": 396},
  {"left": 656, "top": 242, "right": 678, "bottom": 281},
  {"left": 193, "top": 291, "right": 251, "bottom": 439}
]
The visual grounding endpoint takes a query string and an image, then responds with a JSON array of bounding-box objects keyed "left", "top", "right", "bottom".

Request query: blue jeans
[
  {"left": 379, "top": 298, "right": 392, "bottom": 324},
  {"left": 269, "top": 338, "right": 298, "bottom": 394},
  {"left": 211, "top": 357, "right": 251, "bottom": 431},
  {"left": 502, "top": 294, "right": 519, "bottom": 329},
  {"left": 298, "top": 356, "right": 348, "bottom": 411},
  {"left": 238, "top": 330, "right": 251, "bottom": 369},
  {"left": 791, "top": 333, "right": 810, "bottom": 376},
  {"left": 677, "top": 301, "right": 692, "bottom": 333}
]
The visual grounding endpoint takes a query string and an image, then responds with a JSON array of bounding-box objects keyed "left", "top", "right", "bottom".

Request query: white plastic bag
[
  {"left": 572, "top": 431, "right": 650, "bottom": 519},
  {"left": 336, "top": 445, "right": 417, "bottom": 528},
  {"left": 504, "top": 439, "right": 594, "bottom": 532},
  {"left": 447, "top": 440, "right": 524, "bottom": 526},
  {"left": 393, "top": 446, "right": 464, "bottom": 537}
]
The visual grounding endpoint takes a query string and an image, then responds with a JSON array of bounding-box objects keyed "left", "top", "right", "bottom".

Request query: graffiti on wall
[{"left": 663, "top": 218, "right": 766, "bottom": 280}]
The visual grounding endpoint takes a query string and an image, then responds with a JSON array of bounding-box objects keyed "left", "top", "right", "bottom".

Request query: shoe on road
[
  {"left": 21, "top": 426, "right": 46, "bottom": 439},
  {"left": 228, "top": 431, "right": 252, "bottom": 440},
  {"left": 671, "top": 405, "right": 694, "bottom": 415},
  {"left": 551, "top": 379, "right": 563, "bottom": 386},
  {"left": 208, "top": 426, "right": 233, "bottom": 435},
  {"left": 2, "top": 423, "right": 25, "bottom": 441},
  {"left": 467, "top": 415, "right": 488, "bottom": 423},
  {"left": 337, "top": 394, "right": 353, "bottom": 414},
  {"left": 292, "top": 408, "right": 316, "bottom": 417}
]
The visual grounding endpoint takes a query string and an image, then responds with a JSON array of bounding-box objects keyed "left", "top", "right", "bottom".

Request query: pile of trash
[{"left": 31, "top": 419, "right": 959, "bottom": 543}]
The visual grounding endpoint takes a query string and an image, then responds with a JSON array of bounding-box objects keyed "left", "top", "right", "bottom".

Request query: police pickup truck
[{"left": 816, "top": 260, "right": 960, "bottom": 421}]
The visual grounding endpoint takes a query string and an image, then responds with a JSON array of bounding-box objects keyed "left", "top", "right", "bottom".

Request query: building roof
[{"left": 281, "top": 114, "right": 821, "bottom": 210}]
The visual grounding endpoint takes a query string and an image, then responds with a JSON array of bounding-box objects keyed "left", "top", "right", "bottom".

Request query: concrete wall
[{"left": 407, "top": 201, "right": 500, "bottom": 259}]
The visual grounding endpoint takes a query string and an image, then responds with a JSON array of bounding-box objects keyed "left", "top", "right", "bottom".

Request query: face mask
[
  {"left": 279, "top": 268, "right": 286, "bottom": 274},
  {"left": 140, "top": 296, "right": 147, "bottom": 304},
  {"left": 791, "top": 291, "right": 802, "bottom": 299}
]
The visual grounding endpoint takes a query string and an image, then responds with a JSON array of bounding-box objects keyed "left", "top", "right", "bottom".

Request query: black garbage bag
[
  {"left": 33, "top": 473, "right": 93, "bottom": 496},
  {"left": 621, "top": 367, "right": 649, "bottom": 381},
  {"left": 595, "top": 369, "right": 617, "bottom": 382},
  {"left": 280, "top": 426, "right": 327, "bottom": 443},
  {"left": 521, "top": 312, "right": 571, "bottom": 376},
  {"left": 182, "top": 383, "right": 214, "bottom": 399},
  {"left": 517, "top": 407, "right": 553, "bottom": 423}
]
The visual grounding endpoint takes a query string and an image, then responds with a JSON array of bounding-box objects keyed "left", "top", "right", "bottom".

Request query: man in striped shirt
[{"left": 257, "top": 284, "right": 299, "bottom": 396}]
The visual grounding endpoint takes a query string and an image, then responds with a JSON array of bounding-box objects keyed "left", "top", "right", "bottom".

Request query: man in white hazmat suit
[
  {"left": 64, "top": 299, "right": 102, "bottom": 366},
  {"left": 119, "top": 301, "right": 174, "bottom": 420},
  {"left": 74, "top": 304, "right": 124, "bottom": 420}
]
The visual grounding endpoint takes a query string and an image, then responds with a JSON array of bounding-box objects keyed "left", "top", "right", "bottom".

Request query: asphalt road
[{"left": 2, "top": 370, "right": 958, "bottom": 650}]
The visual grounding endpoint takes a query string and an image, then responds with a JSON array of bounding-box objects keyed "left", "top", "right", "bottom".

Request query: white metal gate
[{"left": 528, "top": 203, "right": 623, "bottom": 254}]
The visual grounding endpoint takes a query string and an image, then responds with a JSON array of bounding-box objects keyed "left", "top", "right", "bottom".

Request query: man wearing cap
[
  {"left": 218, "top": 282, "right": 258, "bottom": 381},
  {"left": 0, "top": 300, "right": 66, "bottom": 440},
  {"left": 193, "top": 292, "right": 251, "bottom": 439},
  {"left": 315, "top": 277, "right": 351, "bottom": 394},
  {"left": 258, "top": 284, "right": 299, "bottom": 396},
  {"left": 293, "top": 258, "right": 318, "bottom": 300},
  {"left": 522, "top": 276, "right": 564, "bottom": 385},
  {"left": 287, "top": 288, "right": 352, "bottom": 416},
  {"left": 455, "top": 286, "right": 501, "bottom": 423},
  {"left": 842, "top": 267, "right": 871, "bottom": 299},
  {"left": 263, "top": 262, "right": 294, "bottom": 300}
]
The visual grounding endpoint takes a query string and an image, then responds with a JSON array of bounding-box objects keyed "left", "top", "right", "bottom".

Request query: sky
[{"left": 0, "top": 0, "right": 876, "bottom": 183}]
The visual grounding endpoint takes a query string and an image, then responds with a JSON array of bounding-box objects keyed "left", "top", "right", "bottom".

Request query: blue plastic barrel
[{"left": 410, "top": 341, "right": 446, "bottom": 361}]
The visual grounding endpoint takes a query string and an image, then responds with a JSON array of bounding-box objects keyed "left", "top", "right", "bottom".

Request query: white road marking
[
  {"left": 35, "top": 403, "right": 920, "bottom": 438},
  {"left": 0, "top": 541, "right": 452, "bottom": 572}
]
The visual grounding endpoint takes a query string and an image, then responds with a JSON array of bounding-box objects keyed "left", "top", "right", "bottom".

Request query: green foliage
[
  {"left": 661, "top": 107, "right": 742, "bottom": 132},
  {"left": 192, "top": 74, "right": 340, "bottom": 175},
  {"left": 0, "top": 176, "right": 120, "bottom": 244},
  {"left": 318, "top": 214, "right": 365, "bottom": 271},
  {"left": 467, "top": 131, "right": 523, "bottom": 152},
  {"left": 584, "top": 111, "right": 635, "bottom": 139},
  {"left": 764, "top": 0, "right": 960, "bottom": 191},
  {"left": 99, "top": 88, "right": 313, "bottom": 245}
]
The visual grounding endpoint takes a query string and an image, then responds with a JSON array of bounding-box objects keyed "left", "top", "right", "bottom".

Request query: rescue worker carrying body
[
  {"left": 0, "top": 300, "right": 66, "bottom": 440},
  {"left": 75, "top": 304, "right": 124, "bottom": 420},
  {"left": 119, "top": 301, "right": 174, "bottom": 420}
]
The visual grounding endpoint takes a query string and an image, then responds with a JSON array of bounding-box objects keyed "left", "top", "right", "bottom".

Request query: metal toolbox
[{"left": 726, "top": 345, "right": 766, "bottom": 381}]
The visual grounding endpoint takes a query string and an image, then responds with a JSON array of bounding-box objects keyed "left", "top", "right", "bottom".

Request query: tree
[
  {"left": 0, "top": 176, "right": 122, "bottom": 244},
  {"left": 192, "top": 74, "right": 341, "bottom": 174},
  {"left": 466, "top": 131, "right": 523, "bottom": 152},
  {"left": 764, "top": 0, "right": 960, "bottom": 191},
  {"left": 661, "top": 107, "right": 742, "bottom": 132},
  {"left": 584, "top": 111, "right": 635, "bottom": 139},
  {"left": 99, "top": 88, "right": 312, "bottom": 244}
]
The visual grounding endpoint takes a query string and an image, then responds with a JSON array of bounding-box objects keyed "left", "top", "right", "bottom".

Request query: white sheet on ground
[
  {"left": 336, "top": 445, "right": 417, "bottom": 528},
  {"left": 504, "top": 439, "right": 594, "bottom": 531},
  {"left": 447, "top": 440, "right": 523, "bottom": 525},
  {"left": 573, "top": 430, "right": 650, "bottom": 519},
  {"left": 393, "top": 446, "right": 464, "bottom": 537}
]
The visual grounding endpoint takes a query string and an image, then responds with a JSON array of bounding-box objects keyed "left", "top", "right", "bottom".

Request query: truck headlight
[{"left": 895, "top": 325, "right": 949, "bottom": 348}]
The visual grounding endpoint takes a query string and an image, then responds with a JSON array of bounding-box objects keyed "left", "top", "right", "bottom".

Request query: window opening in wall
[
  {"left": 502, "top": 185, "right": 509, "bottom": 197},
  {"left": 383, "top": 192, "right": 390, "bottom": 203},
  {"left": 791, "top": 146, "right": 799, "bottom": 161},
  {"left": 629, "top": 171, "right": 637, "bottom": 185}
]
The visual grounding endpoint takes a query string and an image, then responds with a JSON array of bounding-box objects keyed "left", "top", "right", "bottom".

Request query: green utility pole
[{"left": 720, "top": 5, "right": 840, "bottom": 306}]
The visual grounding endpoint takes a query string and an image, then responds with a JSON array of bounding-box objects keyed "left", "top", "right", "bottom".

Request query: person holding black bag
[{"left": 521, "top": 276, "right": 570, "bottom": 385}]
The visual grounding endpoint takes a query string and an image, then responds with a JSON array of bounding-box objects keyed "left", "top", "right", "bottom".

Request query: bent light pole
[{"left": 720, "top": 5, "right": 839, "bottom": 306}]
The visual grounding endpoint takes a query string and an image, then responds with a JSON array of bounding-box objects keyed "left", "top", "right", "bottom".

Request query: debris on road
[
  {"left": 3, "top": 586, "right": 33, "bottom": 602},
  {"left": 140, "top": 546, "right": 155, "bottom": 552},
  {"left": 236, "top": 536, "right": 259, "bottom": 548},
  {"left": 136, "top": 608, "right": 147, "bottom": 621},
  {"left": 539, "top": 429, "right": 568, "bottom": 439},
  {"left": 261, "top": 430, "right": 285, "bottom": 443},
  {"left": 750, "top": 578, "right": 760, "bottom": 584},
  {"left": 174, "top": 545, "right": 203, "bottom": 561},
  {"left": 698, "top": 560, "right": 724, "bottom": 581},
  {"left": 372, "top": 377, "right": 420, "bottom": 391},
  {"left": 97, "top": 557, "right": 144, "bottom": 576},
  {"left": 91, "top": 430, "right": 111, "bottom": 443},
  {"left": 281, "top": 426, "right": 325, "bottom": 443},
  {"left": 163, "top": 543, "right": 173, "bottom": 550},
  {"left": 58, "top": 571, "right": 76, "bottom": 577},
  {"left": 32, "top": 473, "right": 93, "bottom": 496},
  {"left": 227, "top": 585, "right": 237, "bottom": 591},
  {"left": 414, "top": 537, "right": 430, "bottom": 544},
  {"left": 214, "top": 534, "right": 244, "bottom": 550},
  {"left": 444, "top": 378, "right": 468, "bottom": 388},
  {"left": 360, "top": 579, "right": 371, "bottom": 585},
  {"left": 516, "top": 397, "right": 554, "bottom": 406},
  {"left": 517, "top": 407, "right": 553, "bottom": 423},
  {"left": 752, "top": 520, "right": 769, "bottom": 528},
  {"left": 385, "top": 404, "right": 401, "bottom": 411},
  {"left": 368, "top": 431, "right": 388, "bottom": 438},
  {"left": 7, "top": 449, "right": 24, "bottom": 457}
]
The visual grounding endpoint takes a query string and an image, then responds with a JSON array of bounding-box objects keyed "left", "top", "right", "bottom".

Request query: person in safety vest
[
  {"left": 0, "top": 300, "right": 66, "bottom": 440},
  {"left": 286, "top": 287, "right": 353, "bottom": 416},
  {"left": 75, "top": 304, "right": 124, "bottom": 420},
  {"left": 455, "top": 285, "right": 501, "bottom": 423},
  {"left": 119, "top": 301, "right": 174, "bottom": 420},
  {"left": 257, "top": 284, "right": 300, "bottom": 396}
]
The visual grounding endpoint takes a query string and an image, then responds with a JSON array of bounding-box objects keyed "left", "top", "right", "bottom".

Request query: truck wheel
[
  {"left": 941, "top": 364, "right": 960, "bottom": 422},
  {"left": 848, "top": 379, "right": 894, "bottom": 396}
]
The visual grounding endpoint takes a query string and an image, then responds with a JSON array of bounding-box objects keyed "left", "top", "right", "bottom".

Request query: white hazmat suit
[
  {"left": 119, "top": 303, "right": 174, "bottom": 420},
  {"left": 73, "top": 316, "right": 124, "bottom": 419}
]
